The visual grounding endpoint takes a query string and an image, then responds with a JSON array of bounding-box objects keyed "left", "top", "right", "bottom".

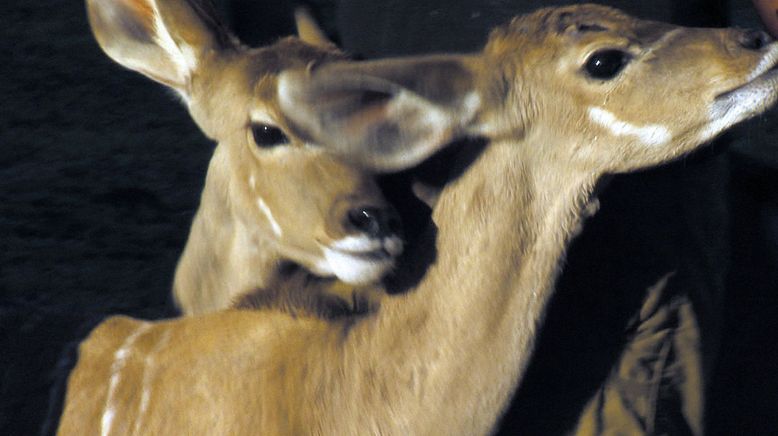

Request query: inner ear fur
[{"left": 86, "top": 0, "right": 236, "bottom": 92}]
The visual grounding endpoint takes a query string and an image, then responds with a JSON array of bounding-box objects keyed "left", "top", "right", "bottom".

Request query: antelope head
[
  {"left": 279, "top": 5, "right": 778, "bottom": 177},
  {"left": 86, "top": 0, "right": 403, "bottom": 315}
]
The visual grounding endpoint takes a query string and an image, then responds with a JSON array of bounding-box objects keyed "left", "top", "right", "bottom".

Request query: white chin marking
[
  {"left": 322, "top": 247, "right": 395, "bottom": 285},
  {"left": 329, "top": 235, "right": 383, "bottom": 252},
  {"left": 329, "top": 235, "right": 404, "bottom": 257},
  {"left": 701, "top": 45, "right": 778, "bottom": 144},
  {"left": 701, "top": 76, "right": 778, "bottom": 143},
  {"left": 318, "top": 235, "right": 403, "bottom": 285},
  {"left": 588, "top": 106, "right": 671, "bottom": 147}
]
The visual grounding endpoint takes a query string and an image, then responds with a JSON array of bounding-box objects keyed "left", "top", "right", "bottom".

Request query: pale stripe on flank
[
  {"left": 101, "top": 322, "right": 152, "bottom": 436},
  {"left": 131, "top": 329, "right": 172, "bottom": 435}
]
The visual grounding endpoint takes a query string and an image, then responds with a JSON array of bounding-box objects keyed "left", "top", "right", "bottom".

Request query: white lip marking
[
  {"left": 330, "top": 235, "right": 383, "bottom": 252},
  {"left": 322, "top": 247, "right": 395, "bottom": 284},
  {"left": 747, "top": 44, "right": 778, "bottom": 81},
  {"left": 329, "top": 235, "right": 404, "bottom": 256},
  {"left": 701, "top": 82, "right": 775, "bottom": 143},
  {"left": 248, "top": 175, "right": 256, "bottom": 191},
  {"left": 701, "top": 46, "right": 778, "bottom": 142},
  {"left": 257, "top": 197, "right": 283, "bottom": 237},
  {"left": 317, "top": 235, "right": 404, "bottom": 284},
  {"left": 101, "top": 322, "right": 152, "bottom": 436},
  {"left": 701, "top": 102, "right": 750, "bottom": 143},
  {"left": 588, "top": 106, "right": 671, "bottom": 146}
]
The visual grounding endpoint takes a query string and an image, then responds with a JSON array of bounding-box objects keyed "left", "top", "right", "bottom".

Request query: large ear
[
  {"left": 86, "top": 0, "right": 236, "bottom": 95},
  {"left": 277, "top": 55, "right": 482, "bottom": 172},
  {"left": 294, "top": 6, "right": 333, "bottom": 47}
]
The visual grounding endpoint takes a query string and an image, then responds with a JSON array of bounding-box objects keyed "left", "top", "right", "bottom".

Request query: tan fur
[
  {"left": 86, "top": 0, "right": 404, "bottom": 316},
  {"left": 59, "top": 4, "right": 778, "bottom": 435}
]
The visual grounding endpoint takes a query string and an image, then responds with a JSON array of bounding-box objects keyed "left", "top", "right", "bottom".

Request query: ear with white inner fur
[
  {"left": 294, "top": 6, "right": 333, "bottom": 47},
  {"left": 86, "top": 0, "right": 235, "bottom": 96},
  {"left": 277, "top": 55, "right": 482, "bottom": 172}
]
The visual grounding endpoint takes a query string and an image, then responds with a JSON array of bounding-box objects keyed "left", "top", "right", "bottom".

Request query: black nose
[
  {"left": 346, "top": 206, "right": 402, "bottom": 238},
  {"left": 739, "top": 29, "right": 772, "bottom": 50}
]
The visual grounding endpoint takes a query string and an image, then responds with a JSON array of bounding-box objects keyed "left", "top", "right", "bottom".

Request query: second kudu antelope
[
  {"left": 86, "top": 0, "right": 403, "bottom": 316},
  {"left": 58, "top": 4, "right": 778, "bottom": 435}
]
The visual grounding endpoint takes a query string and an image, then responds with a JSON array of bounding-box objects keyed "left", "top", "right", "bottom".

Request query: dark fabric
[{"left": 574, "top": 275, "right": 702, "bottom": 436}]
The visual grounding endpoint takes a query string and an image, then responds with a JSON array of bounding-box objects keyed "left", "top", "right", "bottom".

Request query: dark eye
[
  {"left": 251, "top": 124, "right": 289, "bottom": 148},
  {"left": 584, "top": 49, "right": 631, "bottom": 80}
]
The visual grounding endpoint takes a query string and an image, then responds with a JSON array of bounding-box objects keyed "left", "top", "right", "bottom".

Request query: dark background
[{"left": 1, "top": 0, "right": 776, "bottom": 434}]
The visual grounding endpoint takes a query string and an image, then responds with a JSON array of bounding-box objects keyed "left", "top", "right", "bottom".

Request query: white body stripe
[
  {"left": 101, "top": 322, "right": 152, "bottom": 436},
  {"left": 131, "top": 330, "right": 171, "bottom": 435}
]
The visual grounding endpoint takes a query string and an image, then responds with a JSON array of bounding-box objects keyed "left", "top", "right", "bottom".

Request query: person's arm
[{"left": 753, "top": 0, "right": 778, "bottom": 37}]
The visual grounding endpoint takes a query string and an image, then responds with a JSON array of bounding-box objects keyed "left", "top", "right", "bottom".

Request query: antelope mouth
[
  {"left": 707, "top": 47, "right": 778, "bottom": 138},
  {"left": 318, "top": 235, "right": 404, "bottom": 285},
  {"left": 329, "top": 246, "right": 395, "bottom": 261},
  {"left": 715, "top": 46, "right": 778, "bottom": 102},
  {"left": 716, "top": 67, "right": 778, "bottom": 102}
]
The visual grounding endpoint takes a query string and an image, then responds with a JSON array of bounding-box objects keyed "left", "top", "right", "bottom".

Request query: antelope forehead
[{"left": 587, "top": 106, "right": 671, "bottom": 146}]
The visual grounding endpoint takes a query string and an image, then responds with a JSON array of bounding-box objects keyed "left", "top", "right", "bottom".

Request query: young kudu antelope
[
  {"left": 85, "top": 0, "right": 403, "bottom": 316},
  {"left": 59, "top": 4, "right": 778, "bottom": 435}
]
